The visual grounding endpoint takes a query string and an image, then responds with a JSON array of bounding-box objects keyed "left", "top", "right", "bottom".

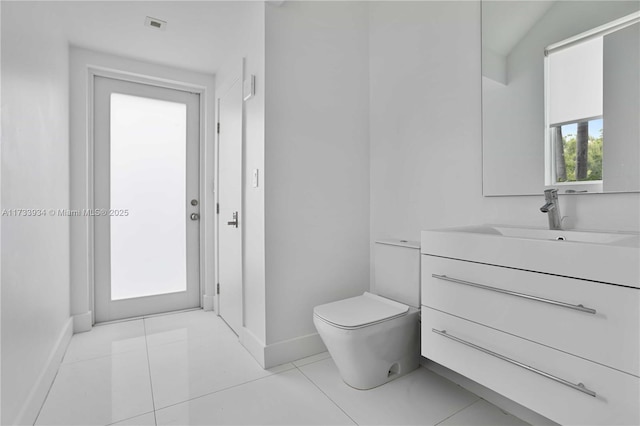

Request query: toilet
[{"left": 313, "top": 239, "right": 420, "bottom": 390}]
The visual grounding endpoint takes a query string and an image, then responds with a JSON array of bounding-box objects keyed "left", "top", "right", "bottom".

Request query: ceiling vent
[{"left": 144, "top": 16, "right": 167, "bottom": 31}]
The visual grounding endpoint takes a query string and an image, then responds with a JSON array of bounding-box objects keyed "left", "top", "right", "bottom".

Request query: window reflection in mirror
[
  {"left": 546, "top": 35, "right": 603, "bottom": 187},
  {"left": 552, "top": 119, "right": 603, "bottom": 183},
  {"left": 481, "top": 1, "right": 640, "bottom": 196},
  {"left": 544, "top": 13, "right": 638, "bottom": 192}
]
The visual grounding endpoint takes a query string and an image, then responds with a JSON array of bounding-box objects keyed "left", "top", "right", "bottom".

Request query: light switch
[{"left": 252, "top": 169, "right": 259, "bottom": 188}]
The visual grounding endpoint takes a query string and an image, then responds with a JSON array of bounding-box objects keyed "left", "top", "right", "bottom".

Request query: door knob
[
  {"left": 227, "top": 211, "right": 238, "bottom": 228},
  {"left": 190, "top": 213, "right": 200, "bottom": 221}
]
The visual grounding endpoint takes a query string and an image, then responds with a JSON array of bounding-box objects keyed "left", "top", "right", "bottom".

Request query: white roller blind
[{"left": 548, "top": 36, "right": 603, "bottom": 125}]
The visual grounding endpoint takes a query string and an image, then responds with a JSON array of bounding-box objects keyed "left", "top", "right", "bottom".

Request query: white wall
[
  {"left": 252, "top": 0, "right": 639, "bottom": 369},
  {"left": 370, "top": 1, "right": 484, "bottom": 245},
  {"left": 1, "top": 2, "right": 72, "bottom": 424},
  {"left": 239, "top": 4, "right": 267, "bottom": 351},
  {"left": 369, "top": 1, "right": 640, "bottom": 273},
  {"left": 263, "top": 1, "right": 370, "bottom": 359},
  {"left": 603, "top": 22, "right": 640, "bottom": 192},
  {"left": 215, "top": 2, "right": 267, "bottom": 356}
]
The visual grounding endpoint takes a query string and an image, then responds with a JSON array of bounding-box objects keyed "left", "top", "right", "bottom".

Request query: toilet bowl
[
  {"left": 314, "top": 292, "right": 420, "bottom": 389},
  {"left": 313, "top": 240, "right": 421, "bottom": 390}
]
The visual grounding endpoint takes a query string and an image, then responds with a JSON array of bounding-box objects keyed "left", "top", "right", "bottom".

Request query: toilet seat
[{"left": 313, "top": 292, "right": 409, "bottom": 330}]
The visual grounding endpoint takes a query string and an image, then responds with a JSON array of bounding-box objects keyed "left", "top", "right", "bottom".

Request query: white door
[
  {"left": 94, "top": 76, "right": 201, "bottom": 323},
  {"left": 217, "top": 78, "right": 243, "bottom": 335}
]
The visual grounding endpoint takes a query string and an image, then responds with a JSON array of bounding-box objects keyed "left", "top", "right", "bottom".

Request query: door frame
[
  {"left": 214, "top": 63, "right": 245, "bottom": 325},
  {"left": 87, "top": 66, "right": 208, "bottom": 323}
]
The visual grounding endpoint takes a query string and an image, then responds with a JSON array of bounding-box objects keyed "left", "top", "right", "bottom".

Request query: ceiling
[
  {"left": 19, "top": 1, "right": 558, "bottom": 76},
  {"left": 482, "top": 1, "right": 556, "bottom": 56},
  {"left": 48, "top": 1, "right": 259, "bottom": 74}
]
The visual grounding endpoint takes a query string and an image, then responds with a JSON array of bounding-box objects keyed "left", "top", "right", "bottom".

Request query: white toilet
[{"left": 313, "top": 239, "right": 420, "bottom": 390}]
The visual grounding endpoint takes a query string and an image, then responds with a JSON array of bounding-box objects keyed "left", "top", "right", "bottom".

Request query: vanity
[{"left": 420, "top": 225, "right": 640, "bottom": 425}]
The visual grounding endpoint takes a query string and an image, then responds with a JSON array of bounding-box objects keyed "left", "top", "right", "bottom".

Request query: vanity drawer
[
  {"left": 421, "top": 255, "right": 640, "bottom": 376},
  {"left": 422, "top": 307, "right": 640, "bottom": 426}
]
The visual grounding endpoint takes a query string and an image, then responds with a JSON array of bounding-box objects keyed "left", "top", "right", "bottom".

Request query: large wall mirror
[{"left": 482, "top": 1, "right": 639, "bottom": 196}]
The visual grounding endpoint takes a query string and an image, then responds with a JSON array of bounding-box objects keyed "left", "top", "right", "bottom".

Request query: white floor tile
[
  {"left": 147, "top": 335, "right": 295, "bottom": 408},
  {"left": 292, "top": 351, "right": 332, "bottom": 367},
  {"left": 155, "top": 368, "right": 355, "bottom": 425},
  {"left": 144, "top": 310, "right": 236, "bottom": 347},
  {"left": 40, "top": 310, "right": 526, "bottom": 426},
  {"left": 439, "top": 400, "right": 530, "bottom": 426},
  {"left": 63, "top": 319, "right": 146, "bottom": 364},
  {"left": 109, "top": 412, "right": 157, "bottom": 426},
  {"left": 299, "top": 358, "right": 480, "bottom": 426},
  {"left": 36, "top": 350, "right": 154, "bottom": 425}
]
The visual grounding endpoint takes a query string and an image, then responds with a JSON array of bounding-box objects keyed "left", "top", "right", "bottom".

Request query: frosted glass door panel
[{"left": 110, "top": 93, "right": 187, "bottom": 300}]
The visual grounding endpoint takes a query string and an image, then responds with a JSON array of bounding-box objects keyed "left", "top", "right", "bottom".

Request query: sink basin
[
  {"left": 421, "top": 225, "right": 640, "bottom": 288},
  {"left": 447, "top": 224, "right": 639, "bottom": 247}
]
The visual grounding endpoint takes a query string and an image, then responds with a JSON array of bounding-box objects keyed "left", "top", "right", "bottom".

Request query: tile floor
[{"left": 35, "top": 310, "right": 529, "bottom": 426}]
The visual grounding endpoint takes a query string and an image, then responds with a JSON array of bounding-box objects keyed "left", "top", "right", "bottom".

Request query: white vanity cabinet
[{"left": 420, "top": 227, "right": 640, "bottom": 426}]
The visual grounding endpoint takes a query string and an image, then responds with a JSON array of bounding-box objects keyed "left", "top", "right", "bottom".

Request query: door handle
[
  {"left": 190, "top": 213, "right": 200, "bottom": 221},
  {"left": 227, "top": 211, "right": 238, "bottom": 228}
]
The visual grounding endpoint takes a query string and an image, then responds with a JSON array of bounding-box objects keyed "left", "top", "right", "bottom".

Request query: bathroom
[{"left": 1, "top": 1, "right": 638, "bottom": 425}]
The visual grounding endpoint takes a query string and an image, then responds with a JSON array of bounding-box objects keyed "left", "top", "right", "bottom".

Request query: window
[
  {"left": 546, "top": 36, "right": 603, "bottom": 188},
  {"left": 551, "top": 118, "right": 603, "bottom": 183}
]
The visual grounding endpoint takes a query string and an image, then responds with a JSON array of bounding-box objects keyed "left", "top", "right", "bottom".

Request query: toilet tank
[{"left": 373, "top": 239, "right": 421, "bottom": 308}]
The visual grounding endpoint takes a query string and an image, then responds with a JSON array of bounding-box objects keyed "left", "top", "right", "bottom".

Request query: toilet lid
[{"left": 313, "top": 292, "right": 409, "bottom": 329}]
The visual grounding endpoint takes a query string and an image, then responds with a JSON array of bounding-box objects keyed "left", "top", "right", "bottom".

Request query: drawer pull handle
[
  {"left": 432, "top": 274, "right": 596, "bottom": 314},
  {"left": 432, "top": 329, "right": 597, "bottom": 398}
]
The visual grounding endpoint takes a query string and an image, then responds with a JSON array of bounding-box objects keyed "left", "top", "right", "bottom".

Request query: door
[
  {"left": 217, "top": 78, "right": 243, "bottom": 335},
  {"left": 94, "top": 76, "right": 201, "bottom": 323}
]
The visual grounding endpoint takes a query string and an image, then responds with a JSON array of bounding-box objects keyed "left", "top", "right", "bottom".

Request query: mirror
[{"left": 482, "top": 1, "right": 639, "bottom": 196}]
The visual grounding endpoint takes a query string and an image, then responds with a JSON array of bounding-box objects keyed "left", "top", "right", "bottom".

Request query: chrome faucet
[{"left": 540, "top": 189, "right": 562, "bottom": 230}]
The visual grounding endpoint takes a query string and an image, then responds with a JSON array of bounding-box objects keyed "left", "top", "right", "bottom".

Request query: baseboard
[
  {"left": 203, "top": 294, "right": 214, "bottom": 312},
  {"left": 264, "top": 332, "right": 327, "bottom": 369},
  {"left": 14, "top": 317, "right": 73, "bottom": 425},
  {"left": 240, "top": 328, "right": 327, "bottom": 369},
  {"left": 240, "top": 327, "right": 266, "bottom": 368},
  {"left": 422, "top": 358, "right": 558, "bottom": 426},
  {"left": 72, "top": 311, "right": 92, "bottom": 333}
]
